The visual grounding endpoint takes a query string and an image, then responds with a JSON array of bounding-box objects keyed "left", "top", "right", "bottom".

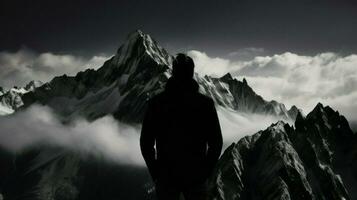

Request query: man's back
[
  {"left": 144, "top": 78, "right": 221, "bottom": 184},
  {"left": 140, "top": 54, "right": 223, "bottom": 199}
]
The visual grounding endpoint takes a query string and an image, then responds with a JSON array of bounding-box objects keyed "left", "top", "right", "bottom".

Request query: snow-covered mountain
[
  {"left": 196, "top": 73, "right": 299, "bottom": 120},
  {"left": 208, "top": 103, "right": 356, "bottom": 200},
  {"left": 20, "top": 30, "right": 298, "bottom": 123},
  {"left": 0, "top": 81, "right": 43, "bottom": 115}
]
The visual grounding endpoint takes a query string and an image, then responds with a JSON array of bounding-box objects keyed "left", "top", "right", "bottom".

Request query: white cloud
[
  {"left": 217, "top": 107, "right": 284, "bottom": 148},
  {"left": 187, "top": 50, "right": 235, "bottom": 77},
  {"left": 227, "top": 47, "right": 265, "bottom": 60},
  {"left": 0, "top": 104, "right": 281, "bottom": 165},
  {"left": 189, "top": 50, "right": 357, "bottom": 125},
  {"left": 0, "top": 48, "right": 109, "bottom": 89},
  {"left": 0, "top": 105, "right": 144, "bottom": 165}
]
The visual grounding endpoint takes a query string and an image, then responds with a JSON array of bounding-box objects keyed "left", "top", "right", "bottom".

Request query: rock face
[
  {"left": 0, "top": 87, "right": 26, "bottom": 115},
  {"left": 21, "top": 30, "right": 298, "bottom": 123},
  {"left": 0, "top": 81, "right": 43, "bottom": 115},
  {"left": 208, "top": 103, "right": 356, "bottom": 200}
]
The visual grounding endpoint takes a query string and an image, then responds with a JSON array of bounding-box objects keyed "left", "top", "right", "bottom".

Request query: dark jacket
[{"left": 140, "top": 77, "right": 223, "bottom": 186}]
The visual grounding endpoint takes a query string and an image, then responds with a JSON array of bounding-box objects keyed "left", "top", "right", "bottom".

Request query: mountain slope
[
  {"left": 197, "top": 73, "right": 299, "bottom": 119},
  {"left": 22, "top": 31, "right": 171, "bottom": 122},
  {"left": 208, "top": 103, "right": 356, "bottom": 200}
]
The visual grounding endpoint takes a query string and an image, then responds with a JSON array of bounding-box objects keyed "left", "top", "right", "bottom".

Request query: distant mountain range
[
  {"left": 0, "top": 30, "right": 299, "bottom": 123},
  {"left": 0, "top": 31, "right": 356, "bottom": 200}
]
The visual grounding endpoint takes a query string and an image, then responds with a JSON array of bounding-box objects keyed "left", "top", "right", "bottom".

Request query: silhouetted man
[{"left": 140, "top": 54, "right": 223, "bottom": 200}]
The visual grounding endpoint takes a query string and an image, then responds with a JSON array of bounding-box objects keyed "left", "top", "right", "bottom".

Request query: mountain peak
[
  {"left": 316, "top": 102, "right": 324, "bottom": 109},
  {"left": 24, "top": 80, "right": 43, "bottom": 91},
  {"left": 268, "top": 120, "right": 288, "bottom": 133},
  {"left": 290, "top": 105, "right": 298, "bottom": 110},
  {"left": 303, "top": 102, "right": 353, "bottom": 137},
  {"left": 308, "top": 102, "right": 325, "bottom": 119},
  {"left": 287, "top": 105, "right": 301, "bottom": 120},
  {"left": 294, "top": 110, "right": 306, "bottom": 130},
  {"left": 242, "top": 78, "right": 247, "bottom": 85},
  {"left": 219, "top": 73, "right": 233, "bottom": 82},
  {"left": 126, "top": 29, "right": 147, "bottom": 42},
  {"left": 114, "top": 30, "right": 172, "bottom": 66}
]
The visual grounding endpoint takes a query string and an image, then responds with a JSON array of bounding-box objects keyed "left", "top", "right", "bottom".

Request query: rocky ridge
[{"left": 208, "top": 103, "right": 356, "bottom": 200}]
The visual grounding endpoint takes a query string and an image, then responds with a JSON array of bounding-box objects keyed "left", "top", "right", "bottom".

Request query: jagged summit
[
  {"left": 113, "top": 30, "right": 172, "bottom": 67},
  {"left": 218, "top": 73, "right": 248, "bottom": 86},
  {"left": 306, "top": 102, "right": 337, "bottom": 121},
  {"left": 287, "top": 105, "right": 301, "bottom": 119},
  {"left": 219, "top": 72, "right": 234, "bottom": 82},
  {"left": 24, "top": 80, "right": 43, "bottom": 91},
  {"left": 311, "top": 102, "right": 324, "bottom": 111},
  {"left": 209, "top": 104, "right": 356, "bottom": 199},
  {"left": 289, "top": 105, "right": 299, "bottom": 112}
]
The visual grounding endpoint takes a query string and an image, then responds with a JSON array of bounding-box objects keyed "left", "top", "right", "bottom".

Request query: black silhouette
[{"left": 140, "top": 54, "right": 223, "bottom": 200}]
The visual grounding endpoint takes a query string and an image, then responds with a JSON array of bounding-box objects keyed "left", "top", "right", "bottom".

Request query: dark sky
[{"left": 1, "top": 0, "right": 357, "bottom": 57}]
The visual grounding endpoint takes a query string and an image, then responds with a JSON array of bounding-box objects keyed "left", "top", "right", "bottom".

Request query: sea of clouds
[
  {"left": 0, "top": 104, "right": 280, "bottom": 165},
  {"left": 0, "top": 105, "right": 144, "bottom": 165}
]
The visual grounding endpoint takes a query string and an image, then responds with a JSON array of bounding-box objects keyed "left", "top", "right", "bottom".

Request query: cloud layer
[
  {"left": 0, "top": 104, "right": 282, "bottom": 164},
  {"left": 0, "top": 105, "right": 144, "bottom": 165},
  {"left": 217, "top": 107, "right": 284, "bottom": 148},
  {"left": 0, "top": 48, "right": 109, "bottom": 88},
  {"left": 189, "top": 50, "right": 357, "bottom": 125}
]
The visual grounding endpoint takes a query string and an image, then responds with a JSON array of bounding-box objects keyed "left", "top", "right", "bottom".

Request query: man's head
[{"left": 172, "top": 53, "right": 194, "bottom": 80}]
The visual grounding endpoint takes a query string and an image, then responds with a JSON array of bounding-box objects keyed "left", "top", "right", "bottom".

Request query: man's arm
[
  {"left": 206, "top": 99, "right": 223, "bottom": 175},
  {"left": 140, "top": 100, "right": 157, "bottom": 180}
]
